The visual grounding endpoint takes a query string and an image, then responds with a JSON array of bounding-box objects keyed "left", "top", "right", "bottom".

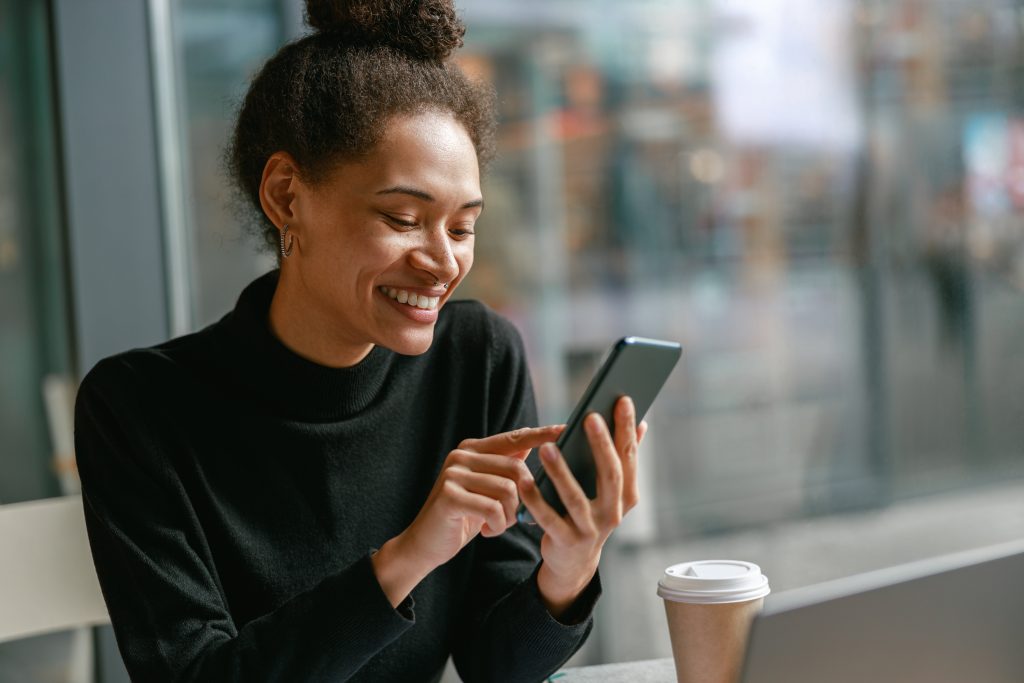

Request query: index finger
[{"left": 460, "top": 424, "right": 564, "bottom": 456}]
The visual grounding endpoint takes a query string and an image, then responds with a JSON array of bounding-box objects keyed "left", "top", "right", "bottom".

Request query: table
[{"left": 550, "top": 657, "right": 676, "bottom": 682}]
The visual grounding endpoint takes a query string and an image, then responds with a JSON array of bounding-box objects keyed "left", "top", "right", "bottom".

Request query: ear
[{"left": 258, "top": 151, "right": 301, "bottom": 230}]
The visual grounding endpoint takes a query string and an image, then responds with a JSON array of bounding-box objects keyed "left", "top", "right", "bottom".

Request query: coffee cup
[{"left": 657, "top": 560, "right": 770, "bottom": 683}]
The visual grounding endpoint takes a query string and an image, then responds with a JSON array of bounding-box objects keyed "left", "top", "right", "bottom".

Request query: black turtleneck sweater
[{"left": 74, "top": 269, "right": 600, "bottom": 682}]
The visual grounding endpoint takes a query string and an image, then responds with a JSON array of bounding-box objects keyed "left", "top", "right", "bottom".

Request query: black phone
[{"left": 516, "top": 336, "right": 682, "bottom": 524}]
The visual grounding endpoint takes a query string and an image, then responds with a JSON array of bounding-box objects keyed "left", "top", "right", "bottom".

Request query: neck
[{"left": 268, "top": 266, "right": 374, "bottom": 369}]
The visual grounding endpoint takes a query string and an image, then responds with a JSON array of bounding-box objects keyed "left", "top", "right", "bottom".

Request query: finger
[
  {"left": 539, "top": 443, "right": 596, "bottom": 536},
  {"left": 509, "top": 424, "right": 565, "bottom": 462},
  {"left": 442, "top": 480, "right": 508, "bottom": 538},
  {"left": 517, "top": 476, "right": 573, "bottom": 544},
  {"left": 459, "top": 425, "right": 564, "bottom": 456},
  {"left": 585, "top": 412, "right": 623, "bottom": 527},
  {"left": 445, "top": 468, "right": 520, "bottom": 528},
  {"left": 614, "top": 397, "right": 638, "bottom": 461},
  {"left": 614, "top": 398, "right": 639, "bottom": 512},
  {"left": 637, "top": 419, "right": 649, "bottom": 444},
  {"left": 447, "top": 450, "right": 534, "bottom": 483}
]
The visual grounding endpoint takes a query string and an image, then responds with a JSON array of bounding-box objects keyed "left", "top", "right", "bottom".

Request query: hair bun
[{"left": 304, "top": 0, "right": 465, "bottom": 60}]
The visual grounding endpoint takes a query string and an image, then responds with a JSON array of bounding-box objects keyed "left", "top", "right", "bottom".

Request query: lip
[
  {"left": 378, "top": 288, "right": 441, "bottom": 323},
  {"left": 381, "top": 285, "right": 448, "bottom": 298}
]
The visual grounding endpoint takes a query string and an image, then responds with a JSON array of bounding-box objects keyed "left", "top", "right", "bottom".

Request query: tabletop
[{"left": 550, "top": 657, "right": 676, "bottom": 682}]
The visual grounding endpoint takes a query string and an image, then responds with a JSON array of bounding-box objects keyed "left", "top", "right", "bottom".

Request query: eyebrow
[{"left": 376, "top": 185, "right": 484, "bottom": 210}]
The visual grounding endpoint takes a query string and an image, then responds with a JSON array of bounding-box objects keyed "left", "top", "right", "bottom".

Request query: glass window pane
[
  {"left": 0, "top": 0, "right": 74, "bottom": 504},
  {"left": 458, "top": 0, "right": 1024, "bottom": 522},
  {"left": 177, "top": 0, "right": 283, "bottom": 328}
]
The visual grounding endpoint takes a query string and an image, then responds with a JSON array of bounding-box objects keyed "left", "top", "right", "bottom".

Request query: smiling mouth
[{"left": 378, "top": 286, "right": 440, "bottom": 310}]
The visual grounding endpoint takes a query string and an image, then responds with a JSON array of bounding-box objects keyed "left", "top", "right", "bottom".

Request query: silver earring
[{"left": 280, "top": 224, "right": 294, "bottom": 258}]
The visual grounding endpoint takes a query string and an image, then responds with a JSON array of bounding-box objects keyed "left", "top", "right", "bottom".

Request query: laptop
[{"left": 740, "top": 539, "right": 1024, "bottom": 683}]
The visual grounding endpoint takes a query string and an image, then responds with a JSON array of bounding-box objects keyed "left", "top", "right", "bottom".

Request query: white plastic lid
[{"left": 657, "top": 560, "right": 771, "bottom": 604}]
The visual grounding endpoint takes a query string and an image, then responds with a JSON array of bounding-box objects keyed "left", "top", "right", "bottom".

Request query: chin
[{"left": 381, "top": 328, "right": 436, "bottom": 356}]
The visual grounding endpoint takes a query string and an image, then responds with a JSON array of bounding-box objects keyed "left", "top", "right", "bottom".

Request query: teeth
[{"left": 379, "top": 286, "right": 440, "bottom": 310}]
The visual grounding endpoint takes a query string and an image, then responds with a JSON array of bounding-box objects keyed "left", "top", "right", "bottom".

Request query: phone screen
[{"left": 517, "top": 336, "right": 681, "bottom": 524}]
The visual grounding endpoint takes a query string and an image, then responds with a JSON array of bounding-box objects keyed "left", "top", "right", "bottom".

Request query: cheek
[
  {"left": 456, "top": 243, "right": 474, "bottom": 276},
  {"left": 346, "top": 231, "right": 404, "bottom": 271},
  {"left": 340, "top": 235, "right": 405, "bottom": 293}
]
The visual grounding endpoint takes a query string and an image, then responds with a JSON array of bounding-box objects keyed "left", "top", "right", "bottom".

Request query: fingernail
[
  {"left": 586, "top": 413, "right": 600, "bottom": 433},
  {"left": 540, "top": 444, "right": 557, "bottom": 462}
]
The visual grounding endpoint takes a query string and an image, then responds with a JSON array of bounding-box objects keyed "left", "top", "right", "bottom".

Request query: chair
[{"left": 0, "top": 494, "right": 109, "bottom": 679}]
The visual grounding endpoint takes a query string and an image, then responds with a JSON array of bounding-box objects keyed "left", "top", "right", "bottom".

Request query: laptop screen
[{"left": 741, "top": 540, "right": 1024, "bottom": 683}]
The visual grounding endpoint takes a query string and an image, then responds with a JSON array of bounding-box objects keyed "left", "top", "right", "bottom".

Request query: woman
[{"left": 74, "top": 2, "right": 646, "bottom": 681}]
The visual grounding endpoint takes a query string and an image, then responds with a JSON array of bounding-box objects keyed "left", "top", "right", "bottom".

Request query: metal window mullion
[{"left": 147, "top": 0, "right": 195, "bottom": 338}]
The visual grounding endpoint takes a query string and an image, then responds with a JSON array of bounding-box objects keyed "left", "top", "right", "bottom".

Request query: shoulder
[{"left": 77, "top": 319, "right": 226, "bottom": 408}]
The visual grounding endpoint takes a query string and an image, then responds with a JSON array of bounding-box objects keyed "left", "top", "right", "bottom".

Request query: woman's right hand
[{"left": 372, "top": 425, "right": 563, "bottom": 607}]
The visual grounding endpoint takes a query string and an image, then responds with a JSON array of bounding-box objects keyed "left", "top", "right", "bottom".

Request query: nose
[{"left": 411, "top": 226, "right": 459, "bottom": 283}]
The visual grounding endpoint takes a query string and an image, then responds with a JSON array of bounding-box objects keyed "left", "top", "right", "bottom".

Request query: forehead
[{"left": 333, "top": 111, "right": 482, "bottom": 202}]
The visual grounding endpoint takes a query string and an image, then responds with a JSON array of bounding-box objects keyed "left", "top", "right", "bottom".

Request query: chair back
[{"left": 0, "top": 495, "right": 109, "bottom": 642}]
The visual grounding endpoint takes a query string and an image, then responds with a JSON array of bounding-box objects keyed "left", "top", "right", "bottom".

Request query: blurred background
[{"left": 2, "top": 0, "right": 1023, "bottom": 680}]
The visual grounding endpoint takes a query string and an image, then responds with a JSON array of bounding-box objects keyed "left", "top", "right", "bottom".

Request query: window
[
  {"left": 170, "top": 0, "right": 1024, "bottom": 667},
  {"left": 0, "top": 0, "right": 74, "bottom": 504}
]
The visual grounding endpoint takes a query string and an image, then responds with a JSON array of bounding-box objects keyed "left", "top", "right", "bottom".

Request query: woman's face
[{"left": 276, "top": 110, "right": 482, "bottom": 363}]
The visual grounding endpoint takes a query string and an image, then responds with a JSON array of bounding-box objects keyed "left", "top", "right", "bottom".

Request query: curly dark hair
[{"left": 227, "top": 0, "right": 497, "bottom": 258}]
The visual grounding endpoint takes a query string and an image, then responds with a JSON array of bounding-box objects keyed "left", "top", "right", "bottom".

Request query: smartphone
[{"left": 516, "top": 336, "right": 682, "bottom": 524}]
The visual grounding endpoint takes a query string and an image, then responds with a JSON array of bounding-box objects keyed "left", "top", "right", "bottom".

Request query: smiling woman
[{"left": 72, "top": 1, "right": 649, "bottom": 682}]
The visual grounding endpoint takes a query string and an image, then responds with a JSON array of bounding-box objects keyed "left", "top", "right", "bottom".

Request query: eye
[
  {"left": 449, "top": 222, "right": 476, "bottom": 239},
  {"left": 382, "top": 213, "right": 418, "bottom": 230}
]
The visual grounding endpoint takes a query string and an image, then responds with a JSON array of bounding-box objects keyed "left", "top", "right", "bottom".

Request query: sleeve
[
  {"left": 450, "top": 313, "right": 603, "bottom": 683},
  {"left": 75, "top": 357, "right": 415, "bottom": 682}
]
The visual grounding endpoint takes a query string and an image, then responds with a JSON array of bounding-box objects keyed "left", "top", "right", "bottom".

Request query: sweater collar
[{"left": 223, "top": 269, "right": 393, "bottom": 422}]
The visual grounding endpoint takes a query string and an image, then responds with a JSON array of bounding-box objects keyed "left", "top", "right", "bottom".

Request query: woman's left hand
[{"left": 517, "top": 396, "right": 648, "bottom": 618}]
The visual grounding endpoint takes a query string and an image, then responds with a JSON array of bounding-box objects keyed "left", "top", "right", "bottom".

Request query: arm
[
  {"left": 450, "top": 313, "right": 602, "bottom": 683},
  {"left": 75, "top": 358, "right": 414, "bottom": 682},
  {"left": 451, "top": 520, "right": 602, "bottom": 683}
]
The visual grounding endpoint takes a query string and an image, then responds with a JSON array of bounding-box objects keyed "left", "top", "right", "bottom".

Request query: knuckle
[
  {"left": 443, "top": 462, "right": 466, "bottom": 480},
  {"left": 608, "top": 507, "right": 623, "bottom": 527},
  {"left": 567, "top": 491, "right": 589, "bottom": 511},
  {"left": 508, "top": 427, "right": 527, "bottom": 444},
  {"left": 605, "top": 466, "right": 623, "bottom": 487}
]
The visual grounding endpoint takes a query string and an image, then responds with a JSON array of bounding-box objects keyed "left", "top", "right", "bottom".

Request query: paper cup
[{"left": 657, "top": 560, "right": 770, "bottom": 683}]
